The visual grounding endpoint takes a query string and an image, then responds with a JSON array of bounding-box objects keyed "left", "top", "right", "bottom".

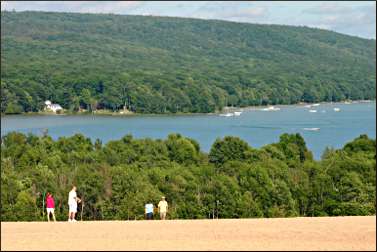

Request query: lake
[{"left": 1, "top": 102, "right": 375, "bottom": 159}]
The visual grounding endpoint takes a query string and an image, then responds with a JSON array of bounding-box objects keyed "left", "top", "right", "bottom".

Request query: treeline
[
  {"left": 1, "top": 132, "right": 375, "bottom": 221},
  {"left": 1, "top": 11, "right": 376, "bottom": 114}
]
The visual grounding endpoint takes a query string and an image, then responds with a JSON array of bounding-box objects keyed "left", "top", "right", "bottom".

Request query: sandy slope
[{"left": 1, "top": 216, "right": 375, "bottom": 251}]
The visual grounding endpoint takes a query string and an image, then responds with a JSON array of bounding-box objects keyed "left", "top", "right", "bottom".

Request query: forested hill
[{"left": 1, "top": 11, "right": 376, "bottom": 114}]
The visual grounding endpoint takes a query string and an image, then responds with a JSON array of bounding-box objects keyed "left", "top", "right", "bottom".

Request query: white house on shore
[{"left": 44, "top": 100, "right": 63, "bottom": 113}]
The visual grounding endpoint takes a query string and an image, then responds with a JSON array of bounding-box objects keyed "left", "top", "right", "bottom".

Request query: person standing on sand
[
  {"left": 68, "top": 186, "right": 81, "bottom": 222},
  {"left": 145, "top": 202, "right": 154, "bottom": 220},
  {"left": 46, "top": 192, "right": 56, "bottom": 222},
  {"left": 158, "top": 196, "right": 168, "bottom": 220}
]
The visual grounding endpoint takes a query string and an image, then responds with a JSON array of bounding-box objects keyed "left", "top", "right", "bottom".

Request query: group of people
[
  {"left": 45, "top": 185, "right": 81, "bottom": 222},
  {"left": 45, "top": 186, "right": 169, "bottom": 222},
  {"left": 144, "top": 196, "right": 169, "bottom": 220}
]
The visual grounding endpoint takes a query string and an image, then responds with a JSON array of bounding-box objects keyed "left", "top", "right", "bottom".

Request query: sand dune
[{"left": 1, "top": 216, "right": 375, "bottom": 251}]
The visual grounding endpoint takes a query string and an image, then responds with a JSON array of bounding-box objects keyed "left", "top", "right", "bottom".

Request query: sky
[{"left": 1, "top": 1, "right": 376, "bottom": 39}]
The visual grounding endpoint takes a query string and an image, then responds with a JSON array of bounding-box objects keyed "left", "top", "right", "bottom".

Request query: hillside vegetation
[
  {"left": 1, "top": 132, "right": 375, "bottom": 221},
  {"left": 1, "top": 11, "right": 376, "bottom": 114}
]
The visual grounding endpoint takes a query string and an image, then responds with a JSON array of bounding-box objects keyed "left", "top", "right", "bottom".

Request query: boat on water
[
  {"left": 219, "top": 112, "right": 234, "bottom": 117},
  {"left": 219, "top": 110, "right": 243, "bottom": 117},
  {"left": 303, "top": 128, "right": 320, "bottom": 131},
  {"left": 304, "top": 105, "right": 312, "bottom": 108},
  {"left": 334, "top": 108, "right": 341, "bottom": 112},
  {"left": 309, "top": 109, "right": 317, "bottom": 113},
  {"left": 261, "top": 106, "right": 280, "bottom": 111},
  {"left": 312, "top": 103, "right": 320, "bottom": 107}
]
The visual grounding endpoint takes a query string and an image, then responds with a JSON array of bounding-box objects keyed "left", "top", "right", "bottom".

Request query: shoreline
[
  {"left": 1, "top": 99, "right": 375, "bottom": 117},
  {"left": 225, "top": 99, "right": 375, "bottom": 111}
]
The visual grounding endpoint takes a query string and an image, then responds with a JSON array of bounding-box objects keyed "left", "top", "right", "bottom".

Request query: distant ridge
[{"left": 1, "top": 11, "right": 375, "bottom": 114}]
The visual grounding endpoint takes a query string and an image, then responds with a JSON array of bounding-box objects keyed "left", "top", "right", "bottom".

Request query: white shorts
[
  {"left": 46, "top": 208, "right": 54, "bottom": 214},
  {"left": 69, "top": 203, "right": 77, "bottom": 213}
]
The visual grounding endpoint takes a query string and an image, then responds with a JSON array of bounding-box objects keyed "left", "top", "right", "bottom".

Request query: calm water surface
[{"left": 2, "top": 102, "right": 375, "bottom": 159}]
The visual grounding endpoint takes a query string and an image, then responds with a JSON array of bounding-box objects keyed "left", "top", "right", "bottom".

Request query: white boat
[
  {"left": 303, "top": 128, "right": 320, "bottom": 131},
  {"left": 304, "top": 105, "right": 312, "bottom": 108},
  {"left": 261, "top": 106, "right": 280, "bottom": 111},
  {"left": 219, "top": 112, "right": 234, "bottom": 117},
  {"left": 312, "top": 103, "right": 320, "bottom": 107},
  {"left": 309, "top": 109, "right": 317, "bottom": 113},
  {"left": 334, "top": 108, "right": 340, "bottom": 112},
  {"left": 233, "top": 111, "right": 242, "bottom": 116}
]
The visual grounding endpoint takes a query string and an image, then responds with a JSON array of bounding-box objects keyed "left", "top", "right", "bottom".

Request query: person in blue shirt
[{"left": 145, "top": 202, "right": 154, "bottom": 220}]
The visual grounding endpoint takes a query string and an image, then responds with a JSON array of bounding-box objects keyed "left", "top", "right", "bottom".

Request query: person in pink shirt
[{"left": 46, "top": 192, "right": 56, "bottom": 222}]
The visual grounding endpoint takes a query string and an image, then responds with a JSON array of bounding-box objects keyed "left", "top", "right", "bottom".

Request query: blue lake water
[{"left": 1, "top": 102, "right": 375, "bottom": 159}]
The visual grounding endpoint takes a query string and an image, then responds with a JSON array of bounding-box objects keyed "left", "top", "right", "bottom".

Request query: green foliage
[
  {"left": 277, "top": 133, "right": 313, "bottom": 163},
  {"left": 13, "top": 190, "right": 39, "bottom": 221},
  {"left": 165, "top": 134, "right": 199, "bottom": 165},
  {"left": 343, "top": 134, "right": 376, "bottom": 154},
  {"left": 1, "top": 132, "right": 375, "bottom": 221},
  {"left": 209, "top": 136, "right": 250, "bottom": 165},
  {"left": 1, "top": 11, "right": 375, "bottom": 114}
]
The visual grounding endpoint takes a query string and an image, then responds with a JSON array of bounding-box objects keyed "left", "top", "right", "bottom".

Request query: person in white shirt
[
  {"left": 68, "top": 186, "right": 81, "bottom": 222},
  {"left": 158, "top": 196, "right": 168, "bottom": 220},
  {"left": 145, "top": 202, "right": 154, "bottom": 220}
]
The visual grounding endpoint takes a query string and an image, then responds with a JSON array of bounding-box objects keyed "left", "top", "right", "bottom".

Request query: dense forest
[
  {"left": 1, "top": 11, "right": 376, "bottom": 114},
  {"left": 1, "top": 132, "right": 375, "bottom": 221}
]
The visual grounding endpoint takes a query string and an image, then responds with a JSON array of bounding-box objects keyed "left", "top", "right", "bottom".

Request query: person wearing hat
[{"left": 158, "top": 196, "right": 168, "bottom": 220}]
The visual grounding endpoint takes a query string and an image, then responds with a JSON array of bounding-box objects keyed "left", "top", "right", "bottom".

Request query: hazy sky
[{"left": 1, "top": 1, "right": 375, "bottom": 39}]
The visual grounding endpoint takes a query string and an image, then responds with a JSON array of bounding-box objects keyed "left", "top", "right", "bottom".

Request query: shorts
[
  {"left": 146, "top": 212, "right": 153, "bottom": 220},
  {"left": 46, "top": 208, "right": 54, "bottom": 214},
  {"left": 69, "top": 203, "right": 77, "bottom": 213},
  {"left": 160, "top": 212, "right": 167, "bottom": 220}
]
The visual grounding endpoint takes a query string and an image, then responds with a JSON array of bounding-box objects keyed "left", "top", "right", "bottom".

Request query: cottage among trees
[{"left": 44, "top": 100, "right": 63, "bottom": 113}]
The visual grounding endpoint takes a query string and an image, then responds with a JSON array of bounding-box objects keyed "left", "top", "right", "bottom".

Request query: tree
[
  {"left": 209, "top": 136, "right": 250, "bottom": 166},
  {"left": 165, "top": 134, "right": 199, "bottom": 165},
  {"left": 278, "top": 133, "right": 313, "bottom": 163},
  {"left": 80, "top": 88, "right": 92, "bottom": 111},
  {"left": 14, "top": 190, "right": 38, "bottom": 221}
]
